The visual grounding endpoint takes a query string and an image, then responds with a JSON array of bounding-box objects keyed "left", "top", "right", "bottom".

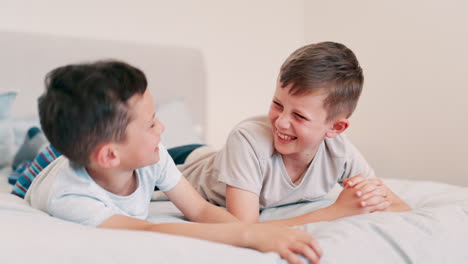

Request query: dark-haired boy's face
[
  {"left": 116, "top": 89, "right": 165, "bottom": 169},
  {"left": 268, "top": 81, "right": 334, "bottom": 162}
]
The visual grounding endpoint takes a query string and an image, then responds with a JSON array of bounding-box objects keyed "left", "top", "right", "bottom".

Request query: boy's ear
[
  {"left": 326, "top": 118, "right": 349, "bottom": 138},
  {"left": 92, "top": 143, "right": 121, "bottom": 168}
]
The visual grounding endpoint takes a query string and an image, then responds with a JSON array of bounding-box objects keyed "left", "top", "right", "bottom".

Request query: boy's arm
[
  {"left": 225, "top": 184, "right": 339, "bottom": 226},
  {"left": 99, "top": 214, "right": 322, "bottom": 264},
  {"left": 225, "top": 185, "right": 261, "bottom": 223},
  {"left": 265, "top": 182, "right": 392, "bottom": 226},
  {"left": 226, "top": 179, "right": 391, "bottom": 226},
  {"left": 269, "top": 176, "right": 413, "bottom": 227},
  {"left": 344, "top": 175, "right": 411, "bottom": 212},
  {"left": 164, "top": 176, "right": 239, "bottom": 223}
]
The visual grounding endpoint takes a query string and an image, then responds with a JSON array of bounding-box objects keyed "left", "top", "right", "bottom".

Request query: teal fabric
[
  {"left": 0, "top": 92, "right": 16, "bottom": 119},
  {"left": 0, "top": 92, "right": 17, "bottom": 167},
  {"left": 167, "top": 144, "right": 204, "bottom": 165}
]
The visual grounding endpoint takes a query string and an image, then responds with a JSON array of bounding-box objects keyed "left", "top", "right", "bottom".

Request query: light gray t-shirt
[
  {"left": 26, "top": 144, "right": 181, "bottom": 226},
  {"left": 180, "top": 116, "right": 375, "bottom": 209}
]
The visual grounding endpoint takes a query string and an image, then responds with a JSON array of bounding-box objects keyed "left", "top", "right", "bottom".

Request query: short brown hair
[{"left": 279, "top": 42, "right": 364, "bottom": 122}]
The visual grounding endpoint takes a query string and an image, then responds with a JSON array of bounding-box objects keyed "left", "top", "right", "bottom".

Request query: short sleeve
[
  {"left": 216, "top": 128, "right": 263, "bottom": 195},
  {"left": 153, "top": 144, "right": 182, "bottom": 191},
  {"left": 338, "top": 136, "right": 376, "bottom": 185},
  {"left": 49, "top": 194, "right": 116, "bottom": 227}
]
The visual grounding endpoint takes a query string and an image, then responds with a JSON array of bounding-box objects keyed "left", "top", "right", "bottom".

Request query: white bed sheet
[
  {"left": 1, "top": 173, "right": 467, "bottom": 264},
  {"left": 261, "top": 179, "right": 468, "bottom": 263},
  {"left": 0, "top": 194, "right": 287, "bottom": 264}
]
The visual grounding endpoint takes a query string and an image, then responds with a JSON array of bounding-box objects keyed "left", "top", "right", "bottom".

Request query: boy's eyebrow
[
  {"left": 291, "top": 104, "right": 313, "bottom": 119},
  {"left": 273, "top": 97, "right": 310, "bottom": 117},
  {"left": 294, "top": 109, "right": 311, "bottom": 118}
]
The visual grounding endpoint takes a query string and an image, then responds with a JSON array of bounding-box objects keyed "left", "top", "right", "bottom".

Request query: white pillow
[{"left": 156, "top": 98, "right": 203, "bottom": 149}]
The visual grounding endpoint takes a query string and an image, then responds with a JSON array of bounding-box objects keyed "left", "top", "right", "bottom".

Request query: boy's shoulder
[
  {"left": 235, "top": 115, "right": 271, "bottom": 134},
  {"left": 323, "top": 133, "right": 356, "bottom": 159},
  {"left": 25, "top": 156, "right": 73, "bottom": 208},
  {"left": 227, "top": 115, "right": 275, "bottom": 157},
  {"left": 25, "top": 156, "right": 100, "bottom": 210}
]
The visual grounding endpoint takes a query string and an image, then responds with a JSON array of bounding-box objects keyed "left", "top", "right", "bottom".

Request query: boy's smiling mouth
[{"left": 276, "top": 131, "right": 297, "bottom": 141}]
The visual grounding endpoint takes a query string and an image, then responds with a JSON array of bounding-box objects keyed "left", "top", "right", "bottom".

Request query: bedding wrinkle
[
  {"left": 400, "top": 210, "right": 435, "bottom": 235},
  {"left": 369, "top": 224, "right": 412, "bottom": 264}
]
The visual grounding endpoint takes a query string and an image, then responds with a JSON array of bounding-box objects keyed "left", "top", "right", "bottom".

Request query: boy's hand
[
  {"left": 245, "top": 223, "right": 322, "bottom": 264},
  {"left": 355, "top": 180, "right": 392, "bottom": 212},
  {"left": 342, "top": 174, "right": 368, "bottom": 188},
  {"left": 331, "top": 178, "right": 391, "bottom": 218},
  {"left": 342, "top": 174, "right": 391, "bottom": 212}
]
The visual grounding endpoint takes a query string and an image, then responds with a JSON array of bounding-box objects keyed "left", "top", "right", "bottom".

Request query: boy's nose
[
  {"left": 276, "top": 114, "right": 291, "bottom": 130},
  {"left": 157, "top": 119, "right": 165, "bottom": 134}
]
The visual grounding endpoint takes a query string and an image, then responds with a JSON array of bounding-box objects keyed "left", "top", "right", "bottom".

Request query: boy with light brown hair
[{"left": 175, "top": 41, "right": 411, "bottom": 224}]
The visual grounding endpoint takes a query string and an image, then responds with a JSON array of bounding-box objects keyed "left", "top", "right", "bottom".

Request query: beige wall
[
  {"left": 2, "top": 0, "right": 466, "bottom": 186},
  {"left": 0, "top": 0, "right": 305, "bottom": 148},
  {"left": 305, "top": 0, "right": 468, "bottom": 186}
]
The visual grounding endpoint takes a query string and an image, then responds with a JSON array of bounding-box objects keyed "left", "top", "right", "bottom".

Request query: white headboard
[{"left": 0, "top": 30, "right": 206, "bottom": 141}]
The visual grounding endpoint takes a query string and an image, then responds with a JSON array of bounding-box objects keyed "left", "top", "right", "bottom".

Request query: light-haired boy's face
[
  {"left": 116, "top": 89, "right": 165, "bottom": 169},
  {"left": 268, "top": 81, "right": 334, "bottom": 161}
]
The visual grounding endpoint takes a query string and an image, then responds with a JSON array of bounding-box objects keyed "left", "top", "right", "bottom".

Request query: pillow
[
  {"left": 0, "top": 92, "right": 17, "bottom": 168},
  {"left": 156, "top": 98, "right": 203, "bottom": 148},
  {"left": 12, "top": 117, "right": 41, "bottom": 150}
]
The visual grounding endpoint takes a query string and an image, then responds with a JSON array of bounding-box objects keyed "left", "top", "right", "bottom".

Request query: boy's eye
[
  {"left": 273, "top": 101, "right": 282, "bottom": 108},
  {"left": 295, "top": 113, "right": 308, "bottom": 121}
]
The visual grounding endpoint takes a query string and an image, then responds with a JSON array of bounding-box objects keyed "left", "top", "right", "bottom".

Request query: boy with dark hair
[
  {"left": 25, "top": 60, "right": 322, "bottom": 264},
  {"left": 174, "top": 42, "right": 411, "bottom": 224}
]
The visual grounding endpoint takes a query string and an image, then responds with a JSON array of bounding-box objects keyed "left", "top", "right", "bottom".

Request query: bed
[{"left": 1, "top": 31, "right": 467, "bottom": 264}]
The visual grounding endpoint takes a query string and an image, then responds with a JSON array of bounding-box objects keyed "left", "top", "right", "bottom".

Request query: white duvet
[{"left": 0, "top": 177, "right": 467, "bottom": 264}]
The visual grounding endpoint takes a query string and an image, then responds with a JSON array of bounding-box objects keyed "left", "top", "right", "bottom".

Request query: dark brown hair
[
  {"left": 280, "top": 42, "right": 364, "bottom": 122},
  {"left": 38, "top": 60, "right": 147, "bottom": 167}
]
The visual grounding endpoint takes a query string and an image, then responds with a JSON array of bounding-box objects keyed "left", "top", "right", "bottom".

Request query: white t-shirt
[
  {"left": 25, "top": 144, "right": 181, "bottom": 226},
  {"left": 180, "top": 116, "right": 375, "bottom": 209}
]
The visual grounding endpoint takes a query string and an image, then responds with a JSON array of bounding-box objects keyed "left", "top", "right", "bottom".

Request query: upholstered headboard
[{"left": 0, "top": 30, "right": 206, "bottom": 146}]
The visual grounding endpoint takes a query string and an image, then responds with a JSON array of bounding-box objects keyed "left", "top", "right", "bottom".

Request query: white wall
[
  {"left": 0, "top": 0, "right": 305, "bottom": 148},
  {"left": 2, "top": 0, "right": 466, "bottom": 186},
  {"left": 305, "top": 0, "right": 468, "bottom": 186}
]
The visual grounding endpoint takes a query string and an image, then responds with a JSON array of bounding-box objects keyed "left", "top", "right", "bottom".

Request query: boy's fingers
[
  {"left": 296, "top": 230, "right": 322, "bottom": 256},
  {"left": 360, "top": 183, "right": 381, "bottom": 195},
  {"left": 355, "top": 183, "right": 378, "bottom": 197},
  {"left": 281, "top": 250, "right": 303, "bottom": 264},
  {"left": 360, "top": 187, "right": 387, "bottom": 200},
  {"left": 362, "top": 196, "right": 393, "bottom": 211},
  {"left": 355, "top": 178, "right": 381, "bottom": 189},
  {"left": 360, "top": 195, "right": 385, "bottom": 207},
  {"left": 355, "top": 178, "right": 382, "bottom": 190},
  {"left": 342, "top": 178, "right": 349, "bottom": 186},
  {"left": 345, "top": 174, "right": 365, "bottom": 187},
  {"left": 308, "top": 238, "right": 323, "bottom": 258},
  {"left": 291, "top": 230, "right": 322, "bottom": 263},
  {"left": 369, "top": 200, "right": 392, "bottom": 212},
  {"left": 290, "top": 242, "right": 321, "bottom": 264}
]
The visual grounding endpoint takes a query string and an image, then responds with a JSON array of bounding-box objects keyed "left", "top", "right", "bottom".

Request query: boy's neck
[
  {"left": 281, "top": 147, "right": 319, "bottom": 183},
  {"left": 282, "top": 141, "right": 321, "bottom": 165},
  {"left": 85, "top": 166, "right": 138, "bottom": 196}
]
